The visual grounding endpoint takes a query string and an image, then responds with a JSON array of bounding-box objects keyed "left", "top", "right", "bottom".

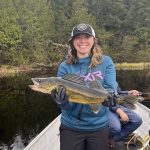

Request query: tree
[{"left": 0, "top": 0, "right": 22, "bottom": 64}]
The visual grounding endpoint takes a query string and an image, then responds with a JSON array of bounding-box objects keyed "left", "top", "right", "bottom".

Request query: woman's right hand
[{"left": 51, "top": 86, "right": 69, "bottom": 109}]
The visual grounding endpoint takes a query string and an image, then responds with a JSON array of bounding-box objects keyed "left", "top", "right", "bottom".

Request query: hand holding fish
[
  {"left": 128, "top": 90, "right": 144, "bottom": 102},
  {"left": 128, "top": 90, "right": 140, "bottom": 96},
  {"left": 51, "top": 86, "right": 69, "bottom": 109}
]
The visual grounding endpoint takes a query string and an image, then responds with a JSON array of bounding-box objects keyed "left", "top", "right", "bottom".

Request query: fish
[
  {"left": 117, "top": 95, "right": 139, "bottom": 109},
  {"left": 29, "top": 74, "right": 142, "bottom": 108},
  {"left": 29, "top": 74, "right": 109, "bottom": 104}
]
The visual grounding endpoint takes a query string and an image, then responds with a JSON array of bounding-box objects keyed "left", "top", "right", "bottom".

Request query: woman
[{"left": 51, "top": 23, "right": 116, "bottom": 150}]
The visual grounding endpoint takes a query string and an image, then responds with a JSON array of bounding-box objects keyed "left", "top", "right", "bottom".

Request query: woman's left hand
[{"left": 128, "top": 90, "right": 140, "bottom": 96}]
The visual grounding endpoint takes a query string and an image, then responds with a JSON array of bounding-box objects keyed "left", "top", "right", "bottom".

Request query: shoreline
[
  {"left": 0, "top": 62, "right": 150, "bottom": 77},
  {"left": 0, "top": 64, "right": 57, "bottom": 77}
]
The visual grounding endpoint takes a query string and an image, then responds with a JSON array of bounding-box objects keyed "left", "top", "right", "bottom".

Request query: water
[
  {"left": 0, "top": 69, "right": 150, "bottom": 149},
  {"left": 0, "top": 72, "right": 60, "bottom": 149},
  {"left": 117, "top": 69, "right": 150, "bottom": 108}
]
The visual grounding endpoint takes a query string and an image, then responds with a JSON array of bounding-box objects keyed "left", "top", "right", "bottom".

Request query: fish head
[
  {"left": 29, "top": 77, "right": 60, "bottom": 94},
  {"left": 31, "top": 77, "right": 57, "bottom": 85}
]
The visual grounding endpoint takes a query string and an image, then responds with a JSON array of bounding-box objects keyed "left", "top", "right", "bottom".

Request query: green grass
[
  {"left": 0, "top": 65, "right": 17, "bottom": 76},
  {"left": 115, "top": 62, "right": 150, "bottom": 70},
  {"left": 1, "top": 62, "right": 150, "bottom": 77},
  {"left": 0, "top": 65, "right": 32, "bottom": 77}
]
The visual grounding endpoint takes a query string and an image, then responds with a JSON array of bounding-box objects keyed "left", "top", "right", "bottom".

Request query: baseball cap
[{"left": 71, "top": 23, "right": 95, "bottom": 38}]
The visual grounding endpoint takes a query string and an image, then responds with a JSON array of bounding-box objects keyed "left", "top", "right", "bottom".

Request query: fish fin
[
  {"left": 120, "top": 102, "right": 136, "bottom": 110},
  {"left": 88, "top": 80, "right": 106, "bottom": 90},
  {"left": 62, "top": 74, "right": 85, "bottom": 85},
  {"left": 123, "top": 95, "right": 138, "bottom": 104},
  {"left": 118, "top": 95, "right": 138, "bottom": 110},
  {"left": 62, "top": 74, "right": 108, "bottom": 94},
  {"left": 89, "top": 104, "right": 101, "bottom": 114}
]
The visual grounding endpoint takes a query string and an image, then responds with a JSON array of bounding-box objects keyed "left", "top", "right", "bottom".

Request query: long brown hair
[{"left": 65, "top": 39, "right": 103, "bottom": 68}]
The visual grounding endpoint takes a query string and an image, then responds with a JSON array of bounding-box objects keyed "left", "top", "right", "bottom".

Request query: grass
[
  {"left": 0, "top": 62, "right": 150, "bottom": 77},
  {"left": 0, "top": 65, "right": 17, "bottom": 77},
  {"left": 0, "top": 65, "right": 34, "bottom": 77},
  {"left": 115, "top": 62, "right": 150, "bottom": 70}
]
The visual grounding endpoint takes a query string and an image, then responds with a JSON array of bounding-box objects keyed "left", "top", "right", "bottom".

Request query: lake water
[{"left": 0, "top": 69, "right": 150, "bottom": 149}]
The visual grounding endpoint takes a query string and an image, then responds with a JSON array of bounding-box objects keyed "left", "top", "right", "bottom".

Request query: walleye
[
  {"left": 29, "top": 74, "right": 109, "bottom": 104},
  {"left": 29, "top": 74, "right": 141, "bottom": 107}
]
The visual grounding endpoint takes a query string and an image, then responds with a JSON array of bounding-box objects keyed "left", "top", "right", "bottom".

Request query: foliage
[{"left": 0, "top": 0, "right": 150, "bottom": 65}]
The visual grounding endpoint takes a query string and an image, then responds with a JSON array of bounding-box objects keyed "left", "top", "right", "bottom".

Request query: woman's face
[{"left": 73, "top": 34, "right": 95, "bottom": 58}]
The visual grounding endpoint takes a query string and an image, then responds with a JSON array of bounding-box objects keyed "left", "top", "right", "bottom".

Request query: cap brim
[{"left": 68, "top": 32, "right": 95, "bottom": 43}]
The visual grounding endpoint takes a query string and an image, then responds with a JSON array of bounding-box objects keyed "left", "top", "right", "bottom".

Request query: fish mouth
[
  {"left": 31, "top": 78, "right": 40, "bottom": 85},
  {"left": 31, "top": 77, "right": 52, "bottom": 86}
]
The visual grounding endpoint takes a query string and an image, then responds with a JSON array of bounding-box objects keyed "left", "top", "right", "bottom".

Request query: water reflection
[
  {"left": 0, "top": 69, "right": 149, "bottom": 149},
  {"left": 117, "top": 69, "right": 150, "bottom": 108},
  {"left": 0, "top": 73, "right": 60, "bottom": 149},
  {"left": 117, "top": 69, "right": 150, "bottom": 92}
]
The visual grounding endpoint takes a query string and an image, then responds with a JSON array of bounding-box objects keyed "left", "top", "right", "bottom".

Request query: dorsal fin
[
  {"left": 62, "top": 74, "right": 107, "bottom": 93},
  {"left": 62, "top": 74, "right": 85, "bottom": 85},
  {"left": 88, "top": 80, "right": 105, "bottom": 90}
]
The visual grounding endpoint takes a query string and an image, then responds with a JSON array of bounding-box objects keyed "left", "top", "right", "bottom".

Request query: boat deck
[
  {"left": 24, "top": 103, "right": 150, "bottom": 150},
  {"left": 114, "top": 145, "right": 141, "bottom": 150}
]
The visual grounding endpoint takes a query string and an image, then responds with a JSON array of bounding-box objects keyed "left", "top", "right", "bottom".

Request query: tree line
[{"left": 0, "top": 0, "right": 150, "bottom": 66}]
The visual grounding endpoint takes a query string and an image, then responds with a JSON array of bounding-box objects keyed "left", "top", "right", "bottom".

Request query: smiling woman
[
  {"left": 67, "top": 24, "right": 103, "bottom": 68},
  {"left": 50, "top": 23, "right": 117, "bottom": 150},
  {"left": 73, "top": 34, "right": 95, "bottom": 58}
]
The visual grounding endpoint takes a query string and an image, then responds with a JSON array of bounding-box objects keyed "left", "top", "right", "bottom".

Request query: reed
[
  {"left": 115, "top": 62, "right": 150, "bottom": 70},
  {"left": 1, "top": 62, "right": 150, "bottom": 77},
  {"left": 0, "top": 65, "right": 17, "bottom": 77}
]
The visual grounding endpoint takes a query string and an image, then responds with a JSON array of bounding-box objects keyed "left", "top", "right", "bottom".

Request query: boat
[{"left": 24, "top": 102, "right": 150, "bottom": 150}]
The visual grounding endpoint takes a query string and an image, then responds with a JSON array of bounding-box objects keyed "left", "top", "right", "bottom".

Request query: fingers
[
  {"left": 120, "top": 118, "right": 129, "bottom": 123},
  {"left": 120, "top": 113, "right": 129, "bottom": 122},
  {"left": 57, "top": 86, "right": 66, "bottom": 101},
  {"left": 61, "top": 87, "right": 67, "bottom": 101},
  {"left": 51, "top": 88, "right": 61, "bottom": 104},
  {"left": 116, "top": 108, "right": 129, "bottom": 121},
  {"left": 50, "top": 86, "right": 69, "bottom": 109},
  {"left": 128, "top": 90, "right": 140, "bottom": 96},
  {"left": 121, "top": 115, "right": 129, "bottom": 122},
  {"left": 57, "top": 86, "right": 63, "bottom": 98},
  {"left": 51, "top": 88, "right": 57, "bottom": 98},
  {"left": 51, "top": 85, "right": 67, "bottom": 102}
]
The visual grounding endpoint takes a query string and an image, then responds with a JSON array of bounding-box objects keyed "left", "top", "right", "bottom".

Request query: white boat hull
[{"left": 24, "top": 102, "right": 150, "bottom": 150}]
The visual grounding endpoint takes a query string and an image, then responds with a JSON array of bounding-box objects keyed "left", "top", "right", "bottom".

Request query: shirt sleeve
[
  {"left": 103, "top": 56, "right": 117, "bottom": 93},
  {"left": 102, "top": 56, "right": 119, "bottom": 112},
  {"left": 109, "top": 105, "right": 120, "bottom": 112},
  {"left": 110, "top": 83, "right": 129, "bottom": 112},
  {"left": 57, "top": 61, "right": 69, "bottom": 77},
  {"left": 116, "top": 82, "right": 129, "bottom": 95}
]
